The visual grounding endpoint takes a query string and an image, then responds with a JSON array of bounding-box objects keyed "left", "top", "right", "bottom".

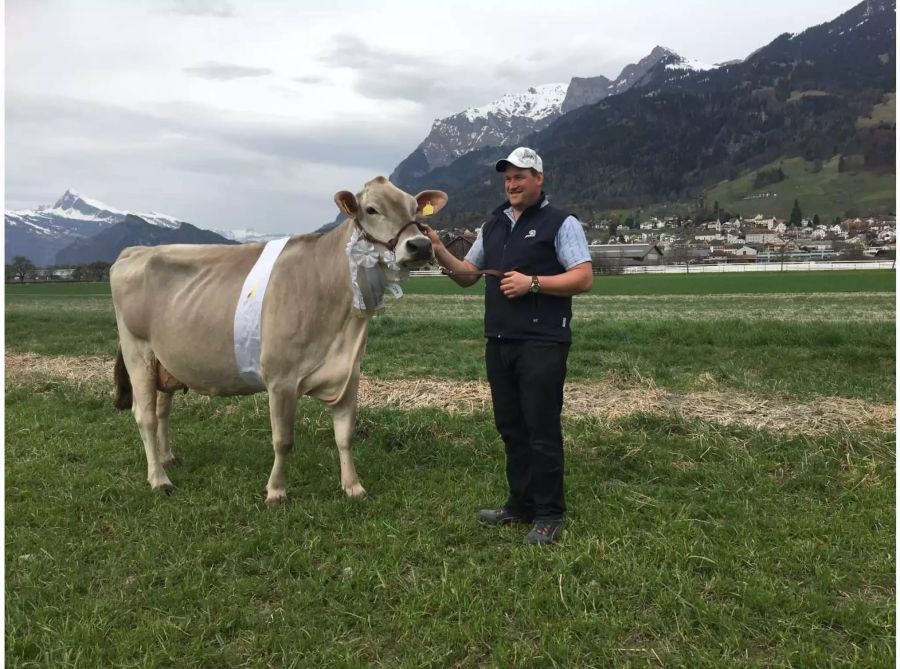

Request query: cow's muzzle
[{"left": 404, "top": 235, "right": 432, "bottom": 262}]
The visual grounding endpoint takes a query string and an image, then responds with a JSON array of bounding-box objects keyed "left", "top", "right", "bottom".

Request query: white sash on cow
[{"left": 234, "top": 237, "right": 291, "bottom": 388}]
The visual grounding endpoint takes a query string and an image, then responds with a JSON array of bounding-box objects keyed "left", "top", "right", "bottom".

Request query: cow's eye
[{"left": 365, "top": 207, "right": 379, "bottom": 215}]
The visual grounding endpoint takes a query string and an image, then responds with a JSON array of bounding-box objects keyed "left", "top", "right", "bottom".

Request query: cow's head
[{"left": 334, "top": 177, "right": 447, "bottom": 268}]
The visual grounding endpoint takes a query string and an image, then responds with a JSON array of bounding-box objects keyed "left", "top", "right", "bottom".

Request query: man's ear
[
  {"left": 415, "top": 190, "right": 448, "bottom": 216},
  {"left": 334, "top": 191, "right": 359, "bottom": 218}
]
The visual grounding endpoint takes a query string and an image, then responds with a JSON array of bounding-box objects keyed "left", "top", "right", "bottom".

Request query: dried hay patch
[
  {"left": 6, "top": 352, "right": 894, "bottom": 435},
  {"left": 6, "top": 352, "right": 112, "bottom": 385}
]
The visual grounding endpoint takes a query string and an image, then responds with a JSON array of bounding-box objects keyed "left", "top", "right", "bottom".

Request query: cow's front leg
[
  {"left": 331, "top": 393, "right": 365, "bottom": 498},
  {"left": 266, "top": 384, "right": 297, "bottom": 504}
]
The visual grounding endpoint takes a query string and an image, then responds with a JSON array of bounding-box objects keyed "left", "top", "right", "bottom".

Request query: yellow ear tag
[{"left": 422, "top": 203, "right": 434, "bottom": 217}]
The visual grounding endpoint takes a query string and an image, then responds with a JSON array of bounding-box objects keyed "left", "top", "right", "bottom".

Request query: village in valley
[{"left": 438, "top": 210, "right": 897, "bottom": 271}]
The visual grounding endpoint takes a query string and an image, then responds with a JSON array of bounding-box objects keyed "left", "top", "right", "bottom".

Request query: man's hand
[
  {"left": 421, "top": 224, "right": 481, "bottom": 287},
  {"left": 500, "top": 271, "right": 532, "bottom": 298},
  {"left": 421, "top": 224, "right": 445, "bottom": 252}
]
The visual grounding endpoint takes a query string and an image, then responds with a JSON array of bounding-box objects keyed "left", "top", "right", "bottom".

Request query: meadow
[
  {"left": 704, "top": 155, "right": 897, "bottom": 221},
  {"left": 5, "top": 270, "right": 896, "bottom": 667}
]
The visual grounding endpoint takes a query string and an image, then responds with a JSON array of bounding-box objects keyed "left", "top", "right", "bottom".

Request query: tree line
[{"left": 5, "top": 256, "right": 112, "bottom": 282}]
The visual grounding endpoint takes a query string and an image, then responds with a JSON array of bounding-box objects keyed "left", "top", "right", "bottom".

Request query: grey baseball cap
[{"left": 495, "top": 146, "right": 543, "bottom": 173}]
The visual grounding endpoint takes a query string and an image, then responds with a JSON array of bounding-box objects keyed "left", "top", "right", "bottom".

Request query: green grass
[
  {"left": 404, "top": 269, "right": 896, "bottom": 296},
  {"left": 4, "top": 281, "right": 111, "bottom": 297},
  {"left": 362, "top": 315, "right": 895, "bottom": 401},
  {"left": 5, "top": 381, "right": 894, "bottom": 667},
  {"left": 704, "top": 155, "right": 896, "bottom": 221},
  {"left": 7, "top": 269, "right": 894, "bottom": 299},
  {"left": 6, "top": 273, "right": 895, "bottom": 401}
]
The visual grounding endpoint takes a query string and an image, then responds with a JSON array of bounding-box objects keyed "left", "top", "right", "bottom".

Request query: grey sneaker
[
  {"left": 524, "top": 520, "right": 564, "bottom": 545},
  {"left": 477, "top": 507, "right": 533, "bottom": 525}
]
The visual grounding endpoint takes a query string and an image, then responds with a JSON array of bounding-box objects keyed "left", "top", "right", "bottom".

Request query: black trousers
[{"left": 485, "top": 339, "right": 570, "bottom": 521}]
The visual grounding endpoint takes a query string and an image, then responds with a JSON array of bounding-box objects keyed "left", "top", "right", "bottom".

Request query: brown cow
[{"left": 111, "top": 177, "right": 447, "bottom": 502}]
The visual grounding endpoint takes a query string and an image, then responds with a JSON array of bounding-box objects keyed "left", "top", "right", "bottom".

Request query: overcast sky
[{"left": 6, "top": 0, "right": 859, "bottom": 233}]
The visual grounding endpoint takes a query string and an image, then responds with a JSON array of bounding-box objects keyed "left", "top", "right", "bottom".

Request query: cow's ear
[
  {"left": 334, "top": 191, "right": 359, "bottom": 218},
  {"left": 415, "top": 190, "right": 448, "bottom": 216}
]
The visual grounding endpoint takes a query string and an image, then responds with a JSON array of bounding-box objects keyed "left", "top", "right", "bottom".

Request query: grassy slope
[
  {"left": 704, "top": 155, "right": 896, "bottom": 221},
  {"left": 857, "top": 92, "right": 896, "bottom": 128}
]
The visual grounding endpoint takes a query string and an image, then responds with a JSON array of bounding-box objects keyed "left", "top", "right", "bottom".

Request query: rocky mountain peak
[{"left": 560, "top": 46, "right": 682, "bottom": 113}]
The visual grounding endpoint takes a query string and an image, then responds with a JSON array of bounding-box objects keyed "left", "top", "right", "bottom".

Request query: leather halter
[{"left": 354, "top": 218, "right": 427, "bottom": 252}]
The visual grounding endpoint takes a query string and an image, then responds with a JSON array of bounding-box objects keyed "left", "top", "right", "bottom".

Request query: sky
[{"left": 6, "top": 0, "right": 862, "bottom": 234}]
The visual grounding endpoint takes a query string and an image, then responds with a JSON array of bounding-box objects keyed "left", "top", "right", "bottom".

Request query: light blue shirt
[{"left": 464, "top": 199, "right": 592, "bottom": 270}]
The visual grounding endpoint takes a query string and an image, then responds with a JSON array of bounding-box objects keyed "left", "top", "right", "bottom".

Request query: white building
[{"left": 744, "top": 229, "right": 780, "bottom": 244}]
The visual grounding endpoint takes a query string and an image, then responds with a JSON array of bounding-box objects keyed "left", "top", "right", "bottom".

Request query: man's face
[{"left": 504, "top": 166, "right": 543, "bottom": 210}]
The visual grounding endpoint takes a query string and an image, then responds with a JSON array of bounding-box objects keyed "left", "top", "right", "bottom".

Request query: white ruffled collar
[{"left": 345, "top": 227, "right": 407, "bottom": 313}]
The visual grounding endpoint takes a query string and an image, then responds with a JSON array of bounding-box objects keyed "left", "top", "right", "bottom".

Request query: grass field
[
  {"left": 6, "top": 270, "right": 894, "bottom": 297},
  {"left": 5, "top": 271, "right": 896, "bottom": 667}
]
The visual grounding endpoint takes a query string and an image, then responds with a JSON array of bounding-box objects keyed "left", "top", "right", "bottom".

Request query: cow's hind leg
[
  {"left": 265, "top": 385, "right": 297, "bottom": 504},
  {"left": 156, "top": 392, "right": 178, "bottom": 467},
  {"left": 124, "top": 348, "right": 174, "bottom": 493},
  {"left": 331, "top": 392, "right": 365, "bottom": 498}
]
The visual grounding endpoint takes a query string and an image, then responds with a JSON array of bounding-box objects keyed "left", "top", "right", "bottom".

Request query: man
[{"left": 424, "top": 147, "right": 593, "bottom": 545}]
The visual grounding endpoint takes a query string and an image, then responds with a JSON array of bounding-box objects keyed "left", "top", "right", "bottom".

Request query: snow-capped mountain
[
  {"left": 5, "top": 190, "right": 282, "bottom": 265},
  {"left": 6, "top": 190, "right": 141, "bottom": 265},
  {"left": 461, "top": 83, "right": 568, "bottom": 123},
  {"left": 407, "top": 82, "right": 568, "bottom": 177},
  {"left": 215, "top": 228, "right": 289, "bottom": 243},
  {"left": 390, "top": 46, "right": 686, "bottom": 188}
]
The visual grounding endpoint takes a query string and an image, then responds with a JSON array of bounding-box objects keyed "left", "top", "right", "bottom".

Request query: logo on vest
[{"left": 524, "top": 229, "right": 536, "bottom": 239}]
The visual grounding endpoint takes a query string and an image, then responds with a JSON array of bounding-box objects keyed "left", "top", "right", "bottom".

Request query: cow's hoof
[
  {"left": 343, "top": 482, "right": 367, "bottom": 498},
  {"left": 154, "top": 483, "right": 175, "bottom": 496},
  {"left": 161, "top": 455, "right": 181, "bottom": 468},
  {"left": 265, "top": 490, "right": 288, "bottom": 505}
]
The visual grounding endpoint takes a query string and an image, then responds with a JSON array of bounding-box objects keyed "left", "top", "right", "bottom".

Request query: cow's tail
[{"left": 113, "top": 348, "right": 133, "bottom": 410}]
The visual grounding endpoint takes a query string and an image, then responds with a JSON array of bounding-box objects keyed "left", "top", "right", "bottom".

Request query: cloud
[
  {"left": 294, "top": 75, "right": 325, "bottom": 85},
  {"left": 164, "top": 0, "right": 235, "bottom": 18},
  {"left": 183, "top": 62, "right": 273, "bottom": 80},
  {"left": 318, "top": 34, "right": 521, "bottom": 116},
  {"left": 5, "top": 94, "right": 423, "bottom": 231}
]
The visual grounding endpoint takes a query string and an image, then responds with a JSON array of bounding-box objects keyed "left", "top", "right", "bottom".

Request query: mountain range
[
  {"left": 4, "top": 190, "right": 286, "bottom": 266},
  {"left": 390, "top": 46, "right": 687, "bottom": 186},
  {"left": 393, "top": 0, "right": 895, "bottom": 227}
]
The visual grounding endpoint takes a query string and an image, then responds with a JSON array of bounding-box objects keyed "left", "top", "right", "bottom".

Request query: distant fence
[
  {"left": 408, "top": 261, "right": 894, "bottom": 277},
  {"left": 618, "top": 261, "right": 896, "bottom": 274}
]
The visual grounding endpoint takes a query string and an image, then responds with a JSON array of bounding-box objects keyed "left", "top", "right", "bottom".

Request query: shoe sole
[{"left": 477, "top": 516, "right": 534, "bottom": 526}]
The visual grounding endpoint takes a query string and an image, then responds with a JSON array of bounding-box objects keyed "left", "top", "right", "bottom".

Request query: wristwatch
[{"left": 529, "top": 275, "right": 541, "bottom": 293}]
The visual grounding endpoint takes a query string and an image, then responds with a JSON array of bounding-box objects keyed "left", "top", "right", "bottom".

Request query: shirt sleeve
[
  {"left": 463, "top": 225, "right": 485, "bottom": 269},
  {"left": 555, "top": 216, "right": 592, "bottom": 269}
]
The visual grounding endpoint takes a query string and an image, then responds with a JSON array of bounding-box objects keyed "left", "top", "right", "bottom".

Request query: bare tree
[{"left": 10, "top": 256, "right": 35, "bottom": 281}]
